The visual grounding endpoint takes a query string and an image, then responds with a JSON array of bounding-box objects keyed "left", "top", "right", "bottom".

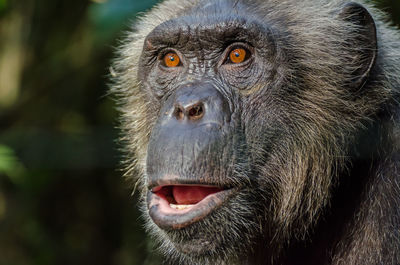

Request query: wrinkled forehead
[{"left": 144, "top": 1, "right": 273, "bottom": 50}]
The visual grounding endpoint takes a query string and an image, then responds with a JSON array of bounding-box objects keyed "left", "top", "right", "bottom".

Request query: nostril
[
  {"left": 187, "top": 103, "right": 204, "bottom": 121},
  {"left": 173, "top": 105, "right": 185, "bottom": 120},
  {"left": 173, "top": 102, "right": 205, "bottom": 121}
]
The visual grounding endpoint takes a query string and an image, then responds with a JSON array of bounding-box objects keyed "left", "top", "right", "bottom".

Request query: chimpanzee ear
[{"left": 338, "top": 2, "right": 377, "bottom": 90}]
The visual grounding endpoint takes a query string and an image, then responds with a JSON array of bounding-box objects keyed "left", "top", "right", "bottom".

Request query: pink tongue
[{"left": 172, "top": 186, "right": 222, "bottom": 205}]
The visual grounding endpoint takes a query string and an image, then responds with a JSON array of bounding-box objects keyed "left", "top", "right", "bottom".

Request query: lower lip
[{"left": 147, "top": 188, "right": 236, "bottom": 230}]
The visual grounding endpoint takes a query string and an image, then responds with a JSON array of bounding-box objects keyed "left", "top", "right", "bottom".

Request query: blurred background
[{"left": 0, "top": 0, "right": 398, "bottom": 265}]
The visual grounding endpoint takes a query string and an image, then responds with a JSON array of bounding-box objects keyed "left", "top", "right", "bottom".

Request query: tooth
[{"left": 170, "top": 204, "right": 194, "bottom": 210}]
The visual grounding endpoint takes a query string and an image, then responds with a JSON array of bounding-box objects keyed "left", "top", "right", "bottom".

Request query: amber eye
[
  {"left": 229, "top": 48, "right": 247, "bottom": 64},
  {"left": 163, "top": 52, "right": 181, "bottom": 67}
]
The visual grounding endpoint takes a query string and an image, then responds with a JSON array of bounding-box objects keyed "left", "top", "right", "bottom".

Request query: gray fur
[{"left": 110, "top": 0, "right": 400, "bottom": 264}]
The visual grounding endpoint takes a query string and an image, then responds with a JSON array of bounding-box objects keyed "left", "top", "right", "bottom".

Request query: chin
[{"left": 143, "top": 185, "right": 266, "bottom": 262}]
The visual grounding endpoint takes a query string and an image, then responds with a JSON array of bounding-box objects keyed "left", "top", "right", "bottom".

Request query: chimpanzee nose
[
  {"left": 146, "top": 82, "right": 232, "bottom": 183},
  {"left": 167, "top": 82, "right": 230, "bottom": 125}
]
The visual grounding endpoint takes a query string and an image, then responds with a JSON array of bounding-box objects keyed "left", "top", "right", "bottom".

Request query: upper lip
[
  {"left": 147, "top": 178, "right": 227, "bottom": 191},
  {"left": 147, "top": 182, "right": 237, "bottom": 230}
]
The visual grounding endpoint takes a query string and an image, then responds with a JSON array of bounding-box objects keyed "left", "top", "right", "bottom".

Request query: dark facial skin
[{"left": 137, "top": 4, "right": 290, "bottom": 261}]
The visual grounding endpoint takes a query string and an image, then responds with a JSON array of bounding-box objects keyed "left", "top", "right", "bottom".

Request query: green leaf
[{"left": 0, "top": 144, "right": 26, "bottom": 186}]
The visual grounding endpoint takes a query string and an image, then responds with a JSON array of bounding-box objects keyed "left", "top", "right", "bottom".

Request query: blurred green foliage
[
  {"left": 0, "top": 144, "right": 26, "bottom": 187},
  {"left": 0, "top": 0, "right": 160, "bottom": 264},
  {"left": 0, "top": 145, "right": 20, "bottom": 176},
  {"left": 90, "top": 0, "right": 158, "bottom": 41},
  {"left": 0, "top": 0, "right": 398, "bottom": 265},
  {"left": 0, "top": 0, "right": 6, "bottom": 11}
]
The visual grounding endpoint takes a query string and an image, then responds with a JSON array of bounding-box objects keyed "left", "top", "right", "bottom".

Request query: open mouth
[{"left": 147, "top": 185, "right": 235, "bottom": 230}]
